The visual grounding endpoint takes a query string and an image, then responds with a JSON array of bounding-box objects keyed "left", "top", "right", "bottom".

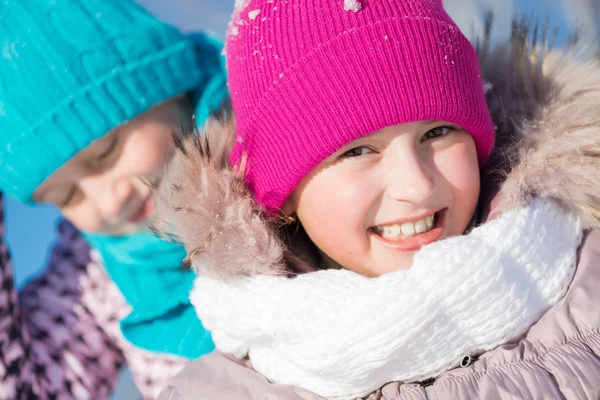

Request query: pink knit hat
[{"left": 227, "top": 0, "right": 495, "bottom": 213}]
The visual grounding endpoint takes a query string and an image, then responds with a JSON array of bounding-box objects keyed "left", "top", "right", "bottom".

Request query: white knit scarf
[{"left": 190, "top": 200, "right": 582, "bottom": 399}]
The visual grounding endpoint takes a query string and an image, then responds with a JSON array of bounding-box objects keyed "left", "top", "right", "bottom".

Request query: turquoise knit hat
[{"left": 0, "top": 0, "right": 225, "bottom": 202}]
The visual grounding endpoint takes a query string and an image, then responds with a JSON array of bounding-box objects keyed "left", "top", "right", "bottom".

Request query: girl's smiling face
[
  {"left": 33, "top": 97, "right": 191, "bottom": 235},
  {"left": 284, "top": 121, "right": 481, "bottom": 277}
]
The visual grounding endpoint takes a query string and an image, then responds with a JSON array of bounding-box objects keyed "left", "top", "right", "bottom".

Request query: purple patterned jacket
[{"left": 0, "top": 193, "right": 188, "bottom": 400}]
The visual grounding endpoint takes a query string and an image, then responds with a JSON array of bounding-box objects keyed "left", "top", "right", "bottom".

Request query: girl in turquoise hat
[{"left": 0, "top": 0, "right": 228, "bottom": 398}]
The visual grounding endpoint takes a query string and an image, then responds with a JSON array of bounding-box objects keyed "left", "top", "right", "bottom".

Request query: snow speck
[
  {"left": 384, "top": 35, "right": 389, "bottom": 40},
  {"left": 483, "top": 81, "right": 494, "bottom": 94},
  {"left": 344, "top": 0, "right": 362, "bottom": 12},
  {"left": 234, "top": 0, "right": 251, "bottom": 14},
  {"left": 229, "top": 0, "right": 252, "bottom": 37},
  {"left": 248, "top": 9, "right": 261, "bottom": 20}
]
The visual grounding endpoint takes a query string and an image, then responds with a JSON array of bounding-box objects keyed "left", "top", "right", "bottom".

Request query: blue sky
[{"left": 5, "top": 0, "right": 599, "bottom": 284}]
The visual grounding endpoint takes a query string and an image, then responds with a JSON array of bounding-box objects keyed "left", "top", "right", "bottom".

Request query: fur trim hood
[{"left": 154, "top": 28, "right": 600, "bottom": 280}]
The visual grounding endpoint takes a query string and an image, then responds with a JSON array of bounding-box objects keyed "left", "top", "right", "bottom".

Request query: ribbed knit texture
[
  {"left": 0, "top": 0, "right": 220, "bottom": 202},
  {"left": 226, "top": 0, "right": 495, "bottom": 213},
  {"left": 83, "top": 232, "right": 215, "bottom": 359}
]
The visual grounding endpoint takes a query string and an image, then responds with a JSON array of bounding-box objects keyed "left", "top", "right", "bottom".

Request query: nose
[
  {"left": 79, "top": 173, "right": 133, "bottom": 220},
  {"left": 383, "top": 145, "right": 436, "bottom": 204}
]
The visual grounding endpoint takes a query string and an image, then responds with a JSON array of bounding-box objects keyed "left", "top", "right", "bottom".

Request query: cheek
[
  {"left": 295, "top": 169, "right": 373, "bottom": 263},
  {"left": 121, "top": 130, "right": 177, "bottom": 175},
  {"left": 434, "top": 139, "right": 480, "bottom": 233}
]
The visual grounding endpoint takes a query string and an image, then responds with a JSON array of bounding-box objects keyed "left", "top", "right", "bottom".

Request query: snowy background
[{"left": 3, "top": 0, "right": 598, "bottom": 398}]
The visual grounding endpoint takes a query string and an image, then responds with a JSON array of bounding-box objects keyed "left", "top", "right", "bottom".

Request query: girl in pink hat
[{"left": 156, "top": 0, "right": 600, "bottom": 399}]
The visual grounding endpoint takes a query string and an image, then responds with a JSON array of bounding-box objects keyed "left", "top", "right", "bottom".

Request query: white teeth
[
  {"left": 401, "top": 222, "right": 415, "bottom": 236},
  {"left": 388, "top": 224, "right": 401, "bottom": 237},
  {"left": 374, "top": 214, "right": 436, "bottom": 240},
  {"left": 414, "top": 219, "right": 428, "bottom": 234},
  {"left": 426, "top": 215, "right": 434, "bottom": 227}
]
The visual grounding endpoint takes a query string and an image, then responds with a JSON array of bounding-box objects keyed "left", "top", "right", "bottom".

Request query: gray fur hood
[{"left": 154, "top": 34, "right": 600, "bottom": 279}]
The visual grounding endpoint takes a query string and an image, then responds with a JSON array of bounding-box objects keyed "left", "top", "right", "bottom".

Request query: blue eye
[
  {"left": 422, "top": 126, "right": 455, "bottom": 141},
  {"left": 341, "top": 146, "right": 374, "bottom": 158}
]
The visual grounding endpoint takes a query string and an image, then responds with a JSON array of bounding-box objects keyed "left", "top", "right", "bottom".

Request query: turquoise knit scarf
[{"left": 83, "top": 232, "right": 215, "bottom": 359}]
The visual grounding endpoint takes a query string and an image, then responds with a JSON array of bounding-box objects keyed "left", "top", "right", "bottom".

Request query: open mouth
[{"left": 370, "top": 209, "right": 446, "bottom": 251}]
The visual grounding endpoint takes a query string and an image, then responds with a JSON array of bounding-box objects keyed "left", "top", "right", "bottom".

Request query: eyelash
[
  {"left": 421, "top": 125, "right": 456, "bottom": 141},
  {"left": 96, "top": 136, "right": 119, "bottom": 162},
  {"left": 339, "top": 125, "right": 457, "bottom": 159},
  {"left": 340, "top": 146, "right": 374, "bottom": 158},
  {"left": 60, "top": 186, "right": 77, "bottom": 207},
  {"left": 56, "top": 135, "right": 120, "bottom": 207}
]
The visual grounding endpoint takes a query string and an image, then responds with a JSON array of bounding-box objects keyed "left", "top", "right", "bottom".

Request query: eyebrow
[{"left": 85, "top": 131, "right": 115, "bottom": 154}]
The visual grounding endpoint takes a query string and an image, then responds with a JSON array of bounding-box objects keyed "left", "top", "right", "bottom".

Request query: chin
[
  {"left": 368, "top": 255, "right": 416, "bottom": 276},
  {"left": 101, "top": 222, "right": 148, "bottom": 236}
]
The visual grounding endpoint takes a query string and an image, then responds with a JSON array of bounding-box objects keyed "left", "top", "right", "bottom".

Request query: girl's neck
[{"left": 319, "top": 252, "right": 344, "bottom": 272}]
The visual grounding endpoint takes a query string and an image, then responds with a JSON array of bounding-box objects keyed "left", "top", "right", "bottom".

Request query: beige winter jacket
[
  {"left": 160, "top": 231, "right": 600, "bottom": 399},
  {"left": 156, "top": 29, "right": 600, "bottom": 400}
]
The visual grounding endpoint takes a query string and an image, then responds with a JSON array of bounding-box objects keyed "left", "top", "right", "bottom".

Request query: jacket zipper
[
  {"left": 421, "top": 379, "right": 437, "bottom": 400},
  {"left": 424, "top": 385, "right": 438, "bottom": 400},
  {"left": 421, "top": 355, "right": 475, "bottom": 399}
]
